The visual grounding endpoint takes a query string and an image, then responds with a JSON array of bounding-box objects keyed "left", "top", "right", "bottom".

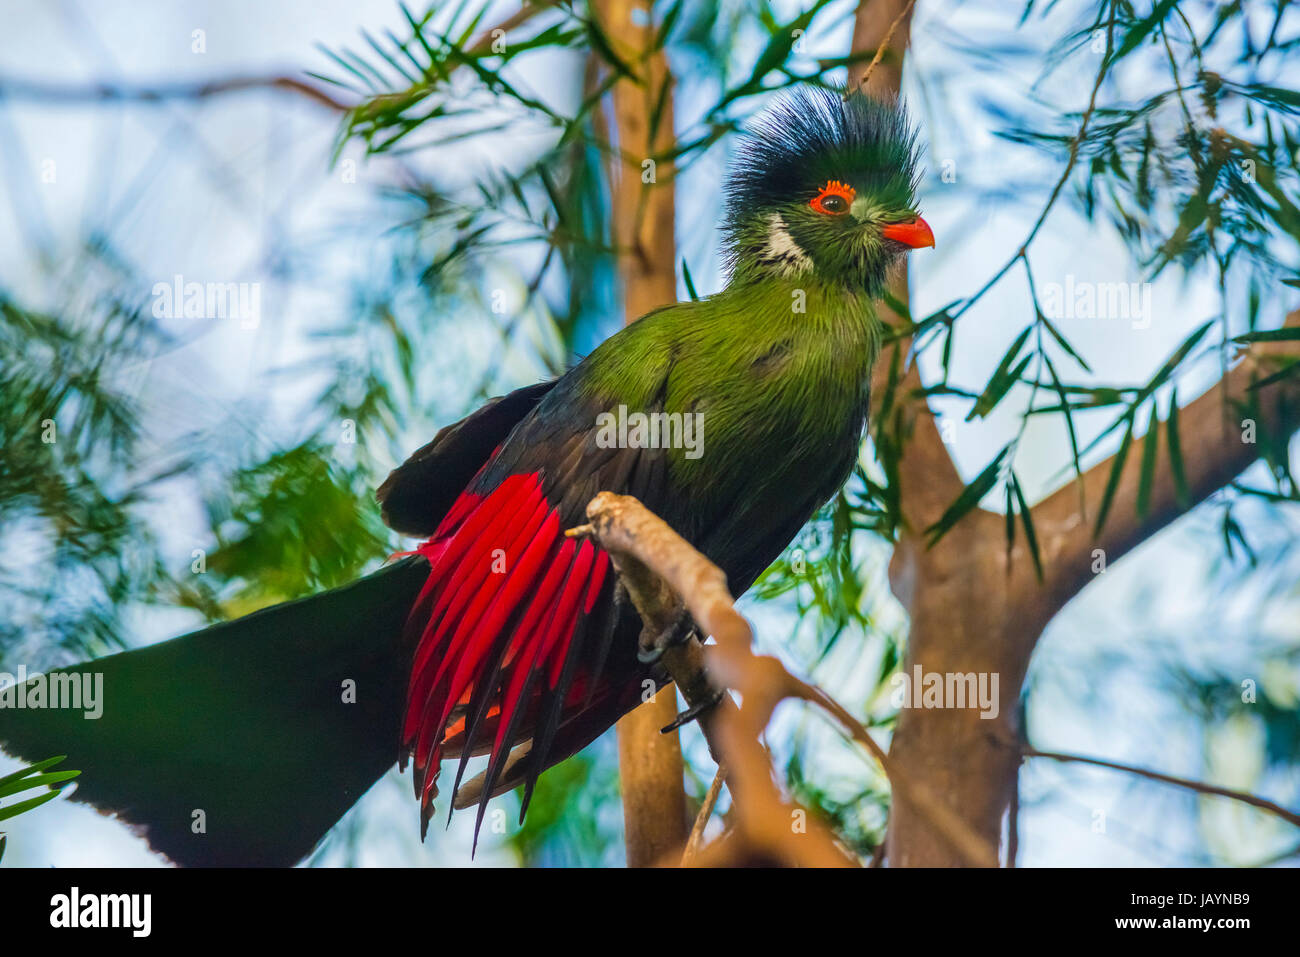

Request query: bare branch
[
  {"left": 0, "top": 75, "right": 354, "bottom": 112},
  {"left": 0, "top": 1, "right": 560, "bottom": 114},
  {"left": 591, "top": 0, "right": 689, "bottom": 868},
  {"left": 1025, "top": 746, "right": 1300, "bottom": 829},
  {"left": 681, "top": 765, "right": 726, "bottom": 866},
  {"left": 853, "top": 0, "right": 917, "bottom": 94},
  {"left": 577, "top": 491, "right": 999, "bottom": 867}
]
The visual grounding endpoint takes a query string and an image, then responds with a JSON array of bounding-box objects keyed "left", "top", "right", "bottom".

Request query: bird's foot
[
  {"left": 661, "top": 687, "right": 725, "bottom": 733},
  {"left": 636, "top": 607, "right": 697, "bottom": 665}
]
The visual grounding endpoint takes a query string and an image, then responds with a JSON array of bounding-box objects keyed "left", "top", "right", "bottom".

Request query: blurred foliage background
[{"left": 1, "top": 0, "right": 1299, "bottom": 866}]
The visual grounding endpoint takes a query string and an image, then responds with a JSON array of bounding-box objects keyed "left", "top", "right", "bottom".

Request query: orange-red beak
[{"left": 881, "top": 216, "right": 935, "bottom": 249}]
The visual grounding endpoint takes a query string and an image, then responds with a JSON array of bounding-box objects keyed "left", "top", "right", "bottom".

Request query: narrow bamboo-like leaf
[
  {"left": 0, "top": 755, "right": 67, "bottom": 789},
  {"left": 1011, "top": 473, "right": 1044, "bottom": 581},
  {"left": 1114, "top": 0, "right": 1179, "bottom": 59},
  {"left": 968, "top": 326, "right": 1033, "bottom": 420},
  {"left": 0, "top": 791, "right": 60, "bottom": 822},
  {"left": 1094, "top": 413, "right": 1135, "bottom": 535},
  {"left": 648, "top": 75, "right": 673, "bottom": 141},
  {"left": 1166, "top": 388, "right": 1189, "bottom": 508},
  {"left": 583, "top": 16, "right": 639, "bottom": 81},
  {"left": 1133, "top": 319, "right": 1214, "bottom": 405},
  {"left": 1004, "top": 480, "right": 1017, "bottom": 557},
  {"left": 1232, "top": 327, "right": 1300, "bottom": 343},
  {"left": 399, "top": 2, "right": 449, "bottom": 81},
  {"left": 654, "top": 0, "right": 685, "bottom": 51},
  {"left": 681, "top": 259, "right": 699, "bottom": 301},
  {"left": 1135, "top": 407, "right": 1161, "bottom": 517},
  {"left": 0, "top": 770, "right": 79, "bottom": 799},
  {"left": 1040, "top": 313, "right": 1093, "bottom": 372},
  {"left": 1043, "top": 354, "right": 1083, "bottom": 487},
  {"left": 361, "top": 29, "right": 416, "bottom": 83},
  {"left": 1222, "top": 510, "right": 1257, "bottom": 565},
  {"left": 1247, "top": 360, "right": 1300, "bottom": 391},
  {"left": 926, "top": 446, "right": 1011, "bottom": 545},
  {"left": 537, "top": 165, "right": 567, "bottom": 228},
  {"left": 316, "top": 43, "right": 381, "bottom": 92},
  {"left": 453, "top": 0, "right": 491, "bottom": 50}
]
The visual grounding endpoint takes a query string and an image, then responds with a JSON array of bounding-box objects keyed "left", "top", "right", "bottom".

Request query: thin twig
[
  {"left": 0, "top": 75, "right": 354, "bottom": 111},
  {"left": 854, "top": 0, "right": 917, "bottom": 93},
  {"left": 1025, "top": 746, "right": 1300, "bottom": 829},
  {"left": 682, "top": 766, "right": 726, "bottom": 866}
]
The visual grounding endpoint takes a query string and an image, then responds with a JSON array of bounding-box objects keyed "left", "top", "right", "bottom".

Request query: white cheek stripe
[{"left": 763, "top": 212, "right": 814, "bottom": 277}]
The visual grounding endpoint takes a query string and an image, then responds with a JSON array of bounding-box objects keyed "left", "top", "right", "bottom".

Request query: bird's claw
[
  {"left": 637, "top": 608, "right": 696, "bottom": 665},
  {"left": 661, "top": 687, "right": 725, "bottom": 733}
]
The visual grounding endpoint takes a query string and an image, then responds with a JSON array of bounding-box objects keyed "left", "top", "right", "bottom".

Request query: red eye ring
[{"left": 810, "top": 179, "right": 855, "bottom": 215}]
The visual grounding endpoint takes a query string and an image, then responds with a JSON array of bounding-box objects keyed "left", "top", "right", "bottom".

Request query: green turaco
[{"left": 0, "top": 86, "right": 932, "bottom": 865}]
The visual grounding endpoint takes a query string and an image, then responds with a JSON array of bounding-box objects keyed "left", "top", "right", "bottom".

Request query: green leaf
[
  {"left": 1134, "top": 319, "right": 1214, "bottom": 406},
  {"left": 0, "top": 770, "right": 80, "bottom": 800},
  {"left": 968, "top": 326, "right": 1033, "bottom": 420},
  {"left": 1113, "top": 0, "right": 1179, "bottom": 60},
  {"left": 1247, "top": 360, "right": 1300, "bottom": 391},
  {"left": 926, "top": 446, "right": 1011, "bottom": 545},
  {"left": 681, "top": 259, "right": 699, "bottom": 301},
  {"left": 1004, "top": 480, "right": 1017, "bottom": 554},
  {"left": 0, "top": 791, "right": 61, "bottom": 823},
  {"left": 653, "top": 0, "right": 684, "bottom": 51},
  {"left": 1094, "top": 413, "right": 1135, "bottom": 535},
  {"left": 1232, "top": 328, "right": 1300, "bottom": 343},
  {"left": 1040, "top": 314, "right": 1093, "bottom": 372},
  {"left": 1043, "top": 354, "right": 1084, "bottom": 487},
  {"left": 0, "top": 754, "right": 68, "bottom": 789},
  {"left": 1135, "top": 407, "right": 1160, "bottom": 517},
  {"left": 1166, "top": 389, "right": 1189, "bottom": 508},
  {"left": 583, "top": 16, "right": 639, "bottom": 82},
  {"left": 1011, "top": 473, "right": 1044, "bottom": 581},
  {"left": 1221, "top": 508, "right": 1256, "bottom": 565}
]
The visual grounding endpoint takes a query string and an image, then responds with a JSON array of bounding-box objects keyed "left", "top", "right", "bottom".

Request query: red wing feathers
[{"left": 400, "top": 472, "right": 619, "bottom": 842}]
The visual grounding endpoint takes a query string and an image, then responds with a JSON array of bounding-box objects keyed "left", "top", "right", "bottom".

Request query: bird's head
[{"left": 722, "top": 86, "right": 930, "bottom": 296}]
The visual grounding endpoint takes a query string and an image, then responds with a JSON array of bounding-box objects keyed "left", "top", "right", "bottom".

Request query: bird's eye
[{"left": 810, "top": 180, "right": 855, "bottom": 215}]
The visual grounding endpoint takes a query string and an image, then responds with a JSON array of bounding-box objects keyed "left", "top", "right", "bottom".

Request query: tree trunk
[{"left": 592, "top": 0, "right": 689, "bottom": 867}]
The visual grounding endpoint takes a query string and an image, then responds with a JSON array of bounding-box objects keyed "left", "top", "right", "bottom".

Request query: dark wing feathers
[{"left": 378, "top": 378, "right": 557, "bottom": 536}]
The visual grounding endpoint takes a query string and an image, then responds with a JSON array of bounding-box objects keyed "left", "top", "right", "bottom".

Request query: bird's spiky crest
[{"left": 722, "top": 86, "right": 921, "bottom": 245}]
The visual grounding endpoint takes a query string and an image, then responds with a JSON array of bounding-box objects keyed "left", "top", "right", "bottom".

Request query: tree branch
[
  {"left": 681, "top": 765, "right": 726, "bottom": 866},
  {"left": 1025, "top": 746, "right": 1300, "bottom": 829},
  {"left": 1030, "top": 309, "right": 1300, "bottom": 626},
  {"left": 852, "top": 0, "right": 967, "bottom": 535},
  {"left": 574, "top": 491, "right": 999, "bottom": 867},
  {"left": 0, "top": 75, "right": 354, "bottom": 111},
  {"left": 0, "top": 1, "right": 559, "bottom": 114},
  {"left": 592, "top": 0, "right": 688, "bottom": 868}
]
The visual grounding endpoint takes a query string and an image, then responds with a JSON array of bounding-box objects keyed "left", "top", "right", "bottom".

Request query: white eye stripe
[{"left": 760, "top": 212, "right": 813, "bottom": 277}]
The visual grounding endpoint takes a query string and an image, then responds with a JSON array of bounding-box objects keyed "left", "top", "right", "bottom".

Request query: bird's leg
[
  {"left": 633, "top": 603, "right": 726, "bottom": 733},
  {"left": 635, "top": 603, "right": 697, "bottom": 664}
]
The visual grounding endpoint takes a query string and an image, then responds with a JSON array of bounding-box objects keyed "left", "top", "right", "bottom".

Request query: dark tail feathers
[{"left": 0, "top": 557, "right": 428, "bottom": 866}]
